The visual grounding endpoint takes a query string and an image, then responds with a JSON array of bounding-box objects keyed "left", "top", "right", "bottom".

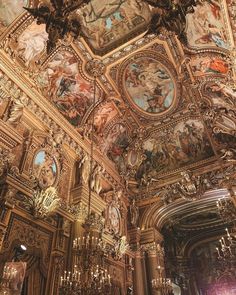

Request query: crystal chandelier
[
  {"left": 216, "top": 228, "right": 236, "bottom": 260},
  {"left": 59, "top": 213, "right": 112, "bottom": 295},
  {"left": 152, "top": 265, "right": 173, "bottom": 295},
  {"left": 59, "top": 76, "right": 112, "bottom": 294}
]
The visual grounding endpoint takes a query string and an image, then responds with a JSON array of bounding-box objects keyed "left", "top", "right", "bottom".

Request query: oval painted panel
[
  {"left": 33, "top": 150, "right": 58, "bottom": 189},
  {"left": 123, "top": 57, "right": 175, "bottom": 114}
]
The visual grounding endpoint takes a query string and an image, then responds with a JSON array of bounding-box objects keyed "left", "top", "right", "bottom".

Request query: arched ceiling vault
[{"left": 140, "top": 189, "right": 230, "bottom": 230}]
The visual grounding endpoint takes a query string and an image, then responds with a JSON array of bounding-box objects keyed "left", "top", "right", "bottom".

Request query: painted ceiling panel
[
  {"left": 78, "top": 0, "right": 151, "bottom": 54},
  {"left": 186, "top": 0, "right": 230, "bottom": 49},
  {"left": 37, "top": 50, "right": 102, "bottom": 130},
  {"left": 0, "top": 0, "right": 28, "bottom": 28},
  {"left": 0, "top": 0, "right": 235, "bottom": 192}
]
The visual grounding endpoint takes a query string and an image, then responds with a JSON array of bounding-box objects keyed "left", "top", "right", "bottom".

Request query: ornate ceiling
[{"left": 0, "top": 1, "right": 236, "bottom": 218}]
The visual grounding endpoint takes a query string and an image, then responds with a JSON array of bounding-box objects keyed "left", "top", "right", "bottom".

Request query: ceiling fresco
[
  {"left": 78, "top": 0, "right": 151, "bottom": 54},
  {"left": 121, "top": 53, "right": 176, "bottom": 115},
  {"left": 17, "top": 21, "right": 48, "bottom": 67},
  {"left": 0, "top": 0, "right": 235, "bottom": 194},
  {"left": 134, "top": 118, "right": 215, "bottom": 182},
  {"left": 186, "top": 0, "right": 230, "bottom": 49},
  {"left": 0, "top": 0, "right": 27, "bottom": 29},
  {"left": 190, "top": 55, "right": 229, "bottom": 76},
  {"left": 37, "top": 50, "right": 103, "bottom": 130}
]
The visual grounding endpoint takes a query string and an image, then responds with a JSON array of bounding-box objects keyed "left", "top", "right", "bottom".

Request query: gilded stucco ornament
[
  {"left": 112, "top": 236, "right": 129, "bottom": 260},
  {"left": 85, "top": 59, "right": 105, "bottom": 78},
  {"left": 159, "top": 165, "right": 236, "bottom": 205},
  {"left": 25, "top": 186, "right": 60, "bottom": 219},
  {"left": 176, "top": 170, "right": 207, "bottom": 201},
  {"left": 83, "top": 212, "right": 105, "bottom": 233},
  {"left": 0, "top": 147, "right": 15, "bottom": 177}
]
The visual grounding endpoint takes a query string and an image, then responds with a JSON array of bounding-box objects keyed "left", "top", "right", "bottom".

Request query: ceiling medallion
[{"left": 118, "top": 51, "right": 179, "bottom": 119}]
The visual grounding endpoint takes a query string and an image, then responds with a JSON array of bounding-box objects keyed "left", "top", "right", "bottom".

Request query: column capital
[{"left": 140, "top": 228, "right": 163, "bottom": 245}]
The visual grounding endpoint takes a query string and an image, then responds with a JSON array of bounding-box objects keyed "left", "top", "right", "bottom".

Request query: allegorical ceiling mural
[
  {"left": 37, "top": 49, "right": 103, "bottom": 129},
  {"left": 0, "top": 0, "right": 235, "bottom": 195},
  {"left": 135, "top": 118, "right": 215, "bottom": 182},
  {"left": 120, "top": 52, "right": 176, "bottom": 115},
  {"left": 186, "top": 0, "right": 230, "bottom": 49},
  {"left": 78, "top": 0, "right": 151, "bottom": 54}
]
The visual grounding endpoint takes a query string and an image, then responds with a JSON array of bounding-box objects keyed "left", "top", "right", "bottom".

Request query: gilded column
[
  {"left": 146, "top": 243, "right": 165, "bottom": 295},
  {"left": 133, "top": 250, "right": 148, "bottom": 295}
]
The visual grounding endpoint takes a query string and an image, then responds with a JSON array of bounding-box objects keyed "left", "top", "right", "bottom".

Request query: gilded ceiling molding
[
  {"left": 140, "top": 188, "right": 230, "bottom": 231},
  {"left": 185, "top": 232, "right": 233, "bottom": 259},
  {"left": 102, "top": 35, "right": 161, "bottom": 66},
  {"left": 0, "top": 121, "right": 23, "bottom": 150}
]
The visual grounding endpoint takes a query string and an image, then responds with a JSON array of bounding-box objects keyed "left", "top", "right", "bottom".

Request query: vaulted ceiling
[{"left": 0, "top": 0, "right": 236, "bottom": 230}]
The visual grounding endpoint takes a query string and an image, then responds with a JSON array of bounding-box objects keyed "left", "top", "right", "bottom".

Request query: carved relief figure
[
  {"left": 186, "top": 0, "right": 229, "bottom": 49},
  {"left": 129, "top": 199, "right": 139, "bottom": 226},
  {"left": 78, "top": 153, "right": 90, "bottom": 185},
  {"left": 124, "top": 56, "right": 175, "bottom": 114},
  {"left": 33, "top": 150, "right": 57, "bottom": 189},
  {"left": 91, "top": 165, "right": 104, "bottom": 194},
  {"left": 38, "top": 51, "right": 97, "bottom": 128}
]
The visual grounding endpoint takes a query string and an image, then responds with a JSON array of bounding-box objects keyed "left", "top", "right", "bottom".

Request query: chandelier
[
  {"left": 216, "top": 197, "right": 236, "bottom": 224},
  {"left": 216, "top": 228, "right": 236, "bottom": 261},
  {"left": 143, "top": 0, "right": 198, "bottom": 43},
  {"left": 152, "top": 266, "right": 173, "bottom": 295},
  {"left": 59, "top": 74, "right": 112, "bottom": 294}
]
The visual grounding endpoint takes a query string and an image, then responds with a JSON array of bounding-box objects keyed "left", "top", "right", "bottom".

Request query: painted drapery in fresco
[
  {"left": 37, "top": 51, "right": 97, "bottom": 128},
  {"left": 17, "top": 22, "right": 48, "bottom": 67},
  {"left": 0, "top": 0, "right": 27, "bottom": 27},
  {"left": 124, "top": 56, "right": 175, "bottom": 114},
  {"left": 135, "top": 119, "right": 214, "bottom": 180},
  {"left": 186, "top": 0, "right": 229, "bottom": 49}
]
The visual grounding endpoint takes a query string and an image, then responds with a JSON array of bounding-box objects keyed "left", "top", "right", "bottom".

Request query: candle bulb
[
  {"left": 222, "top": 237, "right": 226, "bottom": 246},
  {"left": 226, "top": 228, "right": 230, "bottom": 237}
]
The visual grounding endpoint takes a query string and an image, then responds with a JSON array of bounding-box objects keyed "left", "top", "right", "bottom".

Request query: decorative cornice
[{"left": 0, "top": 53, "right": 121, "bottom": 187}]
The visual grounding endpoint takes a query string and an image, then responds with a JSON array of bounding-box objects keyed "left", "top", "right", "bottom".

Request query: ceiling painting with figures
[
  {"left": 0, "top": 0, "right": 233, "bottom": 192},
  {"left": 78, "top": 0, "right": 151, "bottom": 54},
  {"left": 121, "top": 53, "right": 176, "bottom": 116},
  {"left": 1, "top": 0, "right": 236, "bottom": 294}
]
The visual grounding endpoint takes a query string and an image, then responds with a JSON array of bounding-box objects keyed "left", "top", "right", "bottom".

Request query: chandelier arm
[{"left": 87, "top": 77, "right": 96, "bottom": 218}]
